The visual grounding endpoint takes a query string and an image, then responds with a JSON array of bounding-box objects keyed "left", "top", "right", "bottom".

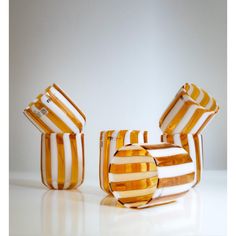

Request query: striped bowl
[
  {"left": 108, "top": 143, "right": 194, "bottom": 209},
  {"left": 159, "top": 83, "right": 219, "bottom": 135},
  {"left": 99, "top": 130, "right": 148, "bottom": 194},
  {"left": 24, "top": 83, "right": 86, "bottom": 133},
  {"left": 41, "top": 133, "right": 84, "bottom": 190}
]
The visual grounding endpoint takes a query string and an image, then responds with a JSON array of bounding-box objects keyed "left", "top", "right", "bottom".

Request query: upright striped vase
[
  {"left": 41, "top": 133, "right": 84, "bottom": 190},
  {"left": 108, "top": 143, "right": 194, "bottom": 209},
  {"left": 161, "top": 134, "right": 203, "bottom": 187},
  {"left": 159, "top": 83, "right": 219, "bottom": 135},
  {"left": 24, "top": 83, "right": 86, "bottom": 133},
  {"left": 99, "top": 130, "right": 148, "bottom": 194}
]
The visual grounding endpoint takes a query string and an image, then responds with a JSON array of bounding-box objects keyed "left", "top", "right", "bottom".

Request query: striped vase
[
  {"left": 24, "top": 83, "right": 86, "bottom": 133},
  {"left": 161, "top": 134, "right": 203, "bottom": 187},
  {"left": 99, "top": 130, "right": 148, "bottom": 194},
  {"left": 159, "top": 83, "right": 219, "bottom": 135},
  {"left": 108, "top": 143, "right": 194, "bottom": 209},
  {"left": 41, "top": 133, "right": 84, "bottom": 189}
]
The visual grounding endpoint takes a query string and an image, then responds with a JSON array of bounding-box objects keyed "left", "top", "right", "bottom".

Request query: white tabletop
[{"left": 10, "top": 170, "right": 226, "bottom": 236}]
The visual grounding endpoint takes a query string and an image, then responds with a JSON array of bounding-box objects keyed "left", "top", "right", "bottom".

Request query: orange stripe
[
  {"left": 130, "top": 130, "right": 139, "bottom": 143},
  {"left": 190, "top": 84, "right": 200, "bottom": 100},
  {"left": 53, "top": 84, "right": 86, "bottom": 121},
  {"left": 25, "top": 109, "right": 52, "bottom": 133},
  {"left": 180, "top": 134, "right": 190, "bottom": 154},
  {"left": 195, "top": 113, "right": 214, "bottom": 134},
  {"left": 103, "top": 131, "right": 114, "bottom": 193},
  {"left": 164, "top": 101, "right": 191, "bottom": 134},
  {"left": 47, "top": 90, "right": 83, "bottom": 132},
  {"left": 110, "top": 162, "right": 157, "bottom": 174},
  {"left": 181, "top": 108, "right": 206, "bottom": 133},
  {"left": 155, "top": 154, "right": 192, "bottom": 167},
  {"left": 69, "top": 134, "right": 78, "bottom": 189},
  {"left": 116, "top": 130, "right": 127, "bottom": 149},
  {"left": 115, "top": 149, "right": 150, "bottom": 157},
  {"left": 34, "top": 99, "right": 73, "bottom": 133},
  {"left": 45, "top": 135, "right": 53, "bottom": 189},
  {"left": 193, "top": 135, "right": 201, "bottom": 186},
  {"left": 99, "top": 132, "right": 104, "bottom": 190},
  {"left": 157, "top": 172, "right": 194, "bottom": 187},
  {"left": 119, "top": 193, "right": 154, "bottom": 204},
  {"left": 80, "top": 133, "right": 85, "bottom": 185},
  {"left": 40, "top": 135, "right": 46, "bottom": 187},
  {"left": 143, "top": 131, "right": 148, "bottom": 143},
  {"left": 166, "top": 134, "right": 174, "bottom": 144},
  {"left": 56, "top": 134, "right": 65, "bottom": 190},
  {"left": 200, "top": 89, "right": 210, "bottom": 107},
  {"left": 110, "top": 176, "right": 158, "bottom": 191}
]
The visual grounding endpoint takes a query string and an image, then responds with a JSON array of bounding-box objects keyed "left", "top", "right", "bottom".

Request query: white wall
[{"left": 10, "top": 0, "right": 226, "bottom": 183}]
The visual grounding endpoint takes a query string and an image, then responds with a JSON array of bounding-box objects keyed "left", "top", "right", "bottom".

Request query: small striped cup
[
  {"left": 159, "top": 83, "right": 219, "bottom": 135},
  {"left": 161, "top": 133, "right": 203, "bottom": 187},
  {"left": 41, "top": 133, "right": 84, "bottom": 190},
  {"left": 24, "top": 84, "right": 86, "bottom": 133},
  {"left": 108, "top": 143, "right": 194, "bottom": 209},
  {"left": 99, "top": 130, "right": 148, "bottom": 194}
]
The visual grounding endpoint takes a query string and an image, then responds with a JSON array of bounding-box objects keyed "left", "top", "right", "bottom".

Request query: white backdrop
[{"left": 10, "top": 0, "right": 226, "bottom": 184}]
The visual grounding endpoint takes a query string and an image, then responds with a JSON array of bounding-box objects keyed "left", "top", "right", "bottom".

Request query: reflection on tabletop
[{"left": 99, "top": 189, "right": 200, "bottom": 236}]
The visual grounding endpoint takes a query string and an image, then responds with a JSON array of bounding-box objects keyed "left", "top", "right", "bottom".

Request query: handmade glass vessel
[
  {"left": 161, "top": 134, "right": 203, "bottom": 187},
  {"left": 159, "top": 83, "right": 219, "bottom": 135},
  {"left": 108, "top": 143, "right": 194, "bottom": 208},
  {"left": 41, "top": 133, "right": 84, "bottom": 189},
  {"left": 24, "top": 83, "right": 86, "bottom": 133},
  {"left": 99, "top": 130, "right": 148, "bottom": 194}
]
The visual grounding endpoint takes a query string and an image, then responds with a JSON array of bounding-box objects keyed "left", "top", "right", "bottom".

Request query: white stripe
[
  {"left": 41, "top": 95, "right": 80, "bottom": 133},
  {"left": 173, "top": 104, "right": 199, "bottom": 133},
  {"left": 195, "top": 88, "right": 204, "bottom": 104},
  {"left": 161, "top": 99, "right": 185, "bottom": 132},
  {"left": 118, "top": 144, "right": 143, "bottom": 151},
  {"left": 205, "top": 97, "right": 213, "bottom": 109},
  {"left": 173, "top": 135, "right": 182, "bottom": 146},
  {"left": 187, "top": 84, "right": 194, "bottom": 96},
  {"left": 148, "top": 148, "right": 187, "bottom": 157},
  {"left": 50, "top": 134, "right": 58, "bottom": 189},
  {"left": 41, "top": 135, "right": 47, "bottom": 187},
  {"left": 124, "top": 130, "right": 131, "bottom": 144},
  {"left": 138, "top": 131, "right": 144, "bottom": 143},
  {"left": 189, "top": 112, "right": 212, "bottom": 133},
  {"left": 50, "top": 86, "right": 85, "bottom": 126},
  {"left": 30, "top": 105, "right": 62, "bottom": 133},
  {"left": 111, "top": 156, "right": 154, "bottom": 164},
  {"left": 158, "top": 182, "right": 192, "bottom": 197},
  {"left": 76, "top": 134, "right": 84, "bottom": 186},
  {"left": 109, "top": 171, "right": 157, "bottom": 182},
  {"left": 63, "top": 134, "right": 72, "bottom": 189},
  {"left": 157, "top": 162, "right": 194, "bottom": 178},
  {"left": 113, "top": 186, "right": 156, "bottom": 199}
]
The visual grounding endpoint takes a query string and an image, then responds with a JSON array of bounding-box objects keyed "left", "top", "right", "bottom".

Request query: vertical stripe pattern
[
  {"left": 161, "top": 134, "right": 203, "bottom": 187},
  {"left": 99, "top": 130, "right": 149, "bottom": 194},
  {"left": 24, "top": 84, "right": 86, "bottom": 133},
  {"left": 108, "top": 143, "right": 194, "bottom": 209},
  {"left": 41, "top": 133, "right": 84, "bottom": 189},
  {"left": 159, "top": 83, "right": 219, "bottom": 134}
]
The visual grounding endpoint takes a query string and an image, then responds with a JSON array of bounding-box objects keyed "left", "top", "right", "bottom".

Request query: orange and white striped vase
[
  {"left": 159, "top": 83, "right": 219, "bottom": 135},
  {"left": 99, "top": 130, "right": 148, "bottom": 194},
  {"left": 41, "top": 133, "right": 84, "bottom": 190},
  {"left": 161, "top": 134, "right": 203, "bottom": 187},
  {"left": 108, "top": 143, "right": 195, "bottom": 209},
  {"left": 24, "top": 84, "right": 86, "bottom": 133}
]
